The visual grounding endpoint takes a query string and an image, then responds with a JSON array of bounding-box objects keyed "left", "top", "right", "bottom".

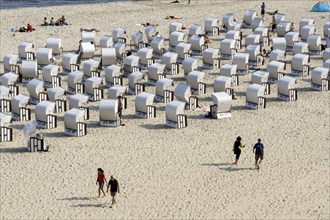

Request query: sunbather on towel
[
  {"left": 80, "top": 28, "right": 100, "bottom": 32},
  {"left": 165, "top": 15, "right": 182, "bottom": 19},
  {"left": 138, "top": 23, "right": 159, "bottom": 27}
]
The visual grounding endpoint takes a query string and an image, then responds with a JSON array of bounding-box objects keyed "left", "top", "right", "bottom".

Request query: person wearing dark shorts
[
  {"left": 107, "top": 175, "right": 120, "bottom": 207},
  {"left": 233, "top": 136, "right": 245, "bottom": 165},
  {"left": 96, "top": 168, "right": 107, "bottom": 198},
  {"left": 117, "top": 96, "right": 124, "bottom": 125},
  {"left": 261, "top": 2, "right": 266, "bottom": 19},
  {"left": 253, "top": 139, "right": 264, "bottom": 169}
]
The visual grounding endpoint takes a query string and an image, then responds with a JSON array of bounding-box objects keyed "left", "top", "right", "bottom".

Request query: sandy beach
[{"left": 0, "top": 0, "right": 329, "bottom": 219}]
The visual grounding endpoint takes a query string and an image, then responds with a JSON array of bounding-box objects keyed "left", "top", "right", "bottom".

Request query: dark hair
[
  {"left": 236, "top": 136, "right": 241, "bottom": 141},
  {"left": 97, "top": 168, "right": 103, "bottom": 172},
  {"left": 44, "top": 17, "right": 47, "bottom": 19},
  {"left": 258, "top": 138, "right": 261, "bottom": 142}
]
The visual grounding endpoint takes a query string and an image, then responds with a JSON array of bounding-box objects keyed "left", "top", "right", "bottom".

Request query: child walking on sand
[{"left": 96, "top": 168, "right": 107, "bottom": 198}]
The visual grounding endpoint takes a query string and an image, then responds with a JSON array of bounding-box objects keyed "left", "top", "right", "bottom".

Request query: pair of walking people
[
  {"left": 233, "top": 137, "right": 265, "bottom": 169},
  {"left": 96, "top": 168, "right": 120, "bottom": 206}
]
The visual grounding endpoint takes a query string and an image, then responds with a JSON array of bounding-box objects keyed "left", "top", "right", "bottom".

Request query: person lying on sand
[
  {"left": 80, "top": 28, "right": 100, "bottom": 32},
  {"left": 165, "top": 15, "right": 182, "bottom": 19},
  {"left": 137, "top": 22, "right": 159, "bottom": 27}
]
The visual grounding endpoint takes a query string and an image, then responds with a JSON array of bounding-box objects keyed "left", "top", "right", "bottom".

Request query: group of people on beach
[
  {"left": 96, "top": 168, "right": 120, "bottom": 208},
  {"left": 43, "top": 15, "right": 68, "bottom": 26}
]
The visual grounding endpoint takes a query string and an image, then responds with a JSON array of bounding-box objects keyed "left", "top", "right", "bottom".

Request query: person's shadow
[{"left": 201, "top": 163, "right": 255, "bottom": 172}]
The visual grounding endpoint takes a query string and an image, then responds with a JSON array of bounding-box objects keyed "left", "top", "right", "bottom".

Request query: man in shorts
[
  {"left": 261, "top": 2, "right": 266, "bottom": 20},
  {"left": 107, "top": 175, "right": 120, "bottom": 206},
  {"left": 253, "top": 139, "right": 264, "bottom": 169}
]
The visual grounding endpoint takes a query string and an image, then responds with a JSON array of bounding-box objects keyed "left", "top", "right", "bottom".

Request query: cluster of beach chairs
[{"left": 1, "top": 10, "right": 330, "bottom": 152}]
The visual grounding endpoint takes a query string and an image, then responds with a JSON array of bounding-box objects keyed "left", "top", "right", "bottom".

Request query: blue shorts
[{"left": 99, "top": 182, "right": 104, "bottom": 189}]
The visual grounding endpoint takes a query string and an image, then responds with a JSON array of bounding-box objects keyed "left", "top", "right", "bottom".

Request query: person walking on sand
[
  {"left": 107, "top": 175, "right": 120, "bottom": 207},
  {"left": 261, "top": 2, "right": 266, "bottom": 20},
  {"left": 253, "top": 138, "right": 264, "bottom": 169},
  {"left": 96, "top": 168, "right": 107, "bottom": 198},
  {"left": 233, "top": 136, "right": 245, "bottom": 165},
  {"left": 117, "top": 95, "right": 124, "bottom": 126}
]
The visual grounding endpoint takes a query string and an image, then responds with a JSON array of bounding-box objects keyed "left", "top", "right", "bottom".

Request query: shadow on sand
[{"left": 201, "top": 163, "right": 255, "bottom": 172}]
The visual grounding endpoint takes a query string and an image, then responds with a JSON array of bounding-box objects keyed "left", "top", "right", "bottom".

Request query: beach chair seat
[
  {"left": 165, "top": 101, "right": 187, "bottom": 128},
  {"left": 67, "top": 70, "right": 84, "bottom": 94},
  {"left": 42, "top": 64, "right": 60, "bottom": 88},
  {"left": 85, "top": 77, "right": 104, "bottom": 101},
  {"left": 214, "top": 76, "right": 234, "bottom": 97},
  {"left": 169, "top": 22, "right": 184, "bottom": 35},
  {"left": 150, "top": 37, "right": 166, "bottom": 59},
  {"left": 47, "top": 86, "right": 67, "bottom": 113},
  {"left": 324, "top": 48, "right": 330, "bottom": 61},
  {"left": 272, "top": 37, "right": 287, "bottom": 52},
  {"left": 299, "top": 18, "right": 314, "bottom": 33},
  {"left": 225, "top": 30, "right": 242, "bottom": 49},
  {"left": 137, "top": 48, "right": 154, "bottom": 69},
  {"left": 3, "top": 54, "right": 19, "bottom": 73},
  {"left": 182, "top": 57, "right": 198, "bottom": 76},
  {"left": 291, "top": 53, "right": 310, "bottom": 76},
  {"left": 147, "top": 63, "right": 166, "bottom": 85},
  {"left": 104, "top": 65, "right": 123, "bottom": 87},
  {"left": 114, "top": 42, "right": 127, "bottom": 63},
  {"left": 130, "top": 31, "right": 147, "bottom": 51},
  {"left": 245, "top": 34, "right": 260, "bottom": 47},
  {"left": 11, "top": 94, "right": 31, "bottom": 121},
  {"left": 99, "top": 99, "right": 121, "bottom": 127},
  {"left": 202, "top": 48, "right": 220, "bottom": 69},
  {"left": 324, "top": 22, "right": 330, "bottom": 38},
  {"left": 128, "top": 71, "right": 145, "bottom": 95},
  {"left": 205, "top": 18, "right": 220, "bottom": 35},
  {"left": 112, "top": 27, "right": 127, "bottom": 43},
  {"left": 189, "top": 35, "right": 207, "bottom": 55},
  {"left": 269, "top": 49, "right": 286, "bottom": 63},
  {"left": 18, "top": 41, "right": 34, "bottom": 60},
  {"left": 0, "top": 86, "right": 11, "bottom": 113},
  {"left": 99, "top": 35, "right": 113, "bottom": 48},
  {"left": 0, "top": 113, "right": 13, "bottom": 142},
  {"left": 62, "top": 53, "right": 79, "bottom": 73},
  {"left": 220, "top": 64, "right": 238, "bottom": 86},
  {"left": 24, "top": 120, "right": 46, "bottom": 152},
  {"left": 27, "top": 79, "right": 48, "bottom": 105},
  {"left": 187, "top": 71, "right": 206, "bottom": 95},
  {"left": 311, "top": 67, "right": 329, "bottom": 91},
  {"left": 246, "top": 84, "right": 266, "bottom": 109},
  {"left": 307, "top": 34, "right": 322, "bottom": 55},
  {"left": 278, "top": 76, "right": 297, "bottom": 101},
  {"left": 245, "top": 45, "right": 262, "bottom": 66},
  {"left": 251, "top": 71, "right": 271, "bottom": 94},
  {"left": 232, "top": 53, "right": 249, "bottom": 75},
  {"left": 64, "top": 108, "right": 87, "bottom": 137},
  {"left": 81, "top": 31, "right": 96, "bottom": 44},
  {"left": 210, "top": 92, "right": 232, "bottom": 119},
  {"left": 251, "top": 18, "right": 263, "bottom": 30},
  {"left": 82, "top": 59, "right": 100, "bottom": 79},
  {"left": 274, "top": 13, "right": 286, "bottom": 22},
  {"left": 243, "top": 10, "right": 256, "bottom": 27},
  {"left": 176, "top": 43, "right": 191, "bottom": 63},
  {"left": 267, "top": 61, "right": 285, "bottom": 83},
  {"left": 285, "top": 32, "right": 299, "bottom": 52},
  {"left": 69, "top": 93, "right": 89, "bottom": 120},
  {"left": 169, "top": 31, "right": 185, "bottom": 51},
  {"left": 276, "top": 21, "right": 291, "bottom": 37},
  {"left": 161, "top": 52, "right": 179, "bottom": 75},
  {"left": 36, "top": 48, "right": 53, "bottom": 68},
  {"left": 300, "top": 25, "right": 316, "bottom": 42},
  {"left": 174, "top": 83, "right": 198, "bottom": 110},
  {"left": 107, "top": 86, "right": 127, "bottom": 109},
  {"left": 46, "top": 37, "right": 63, "bottom": 56},
  {"left": 254, "top": 27, "right": 270, "bottom": 46},
  {"left": 101, "top": 48, "right": 116, "bottom": 68},
  {"left": 79, "top": 42, "right": 96, "bottom": 60},
  {"left": 0, "top": 73, "right": 19, "bottom": 97},
  {"left": 155, "top": 78, "right": 174, "bottom": 103},
  {"left": 222, "top": 14, "right": 234, "bottom": 31},
  {"left": 35, "top": 101, "right": 57, "bottom": 129},
  {"left": 123, "top": 55, "right": 140, "bottom": 75},
  {"left": 135, "top": 92, "right": 156, "bottom": 118},
  {"left": 145, "top": 26, "right": 157, "bottom": 43},
  {"left": 189, "top": 24, "right": 203, "bottom": 37},
  {"left": 220, "top": 39, "right": 237, "bottom": 60}
]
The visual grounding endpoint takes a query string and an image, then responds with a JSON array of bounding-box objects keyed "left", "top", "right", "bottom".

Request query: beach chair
[
  {"left": 299, "top": 18, "right": 314, "bottom": 33},
  {"left": 161, "top": 52, "right": 179, "bottom": 75},
  {"left": 42, "top": 64, "right": 60, "bottom": 88},
  {"left": 189, "top": 24, "right": 203, "bottom": 37},
  {"left": 123, "top": 55, "right": 140, "bottom": 75},
  {"left": 99, "top": 99, "right": 121, "bottom": 127},
  {"left": 225, "top": 30, "right": 242, "bottom": 49},
  {"left": 169, "top": 31, "right": 185, "bottom": 51},
  {"left": 62, "top": 53, "right": 79, "bottom": 74},
  {"left": 24, "top": 120, "right": 44, "bottom": 152},
  {"left": 220, "top": 39, "right": 237, "bottom": 60},
  {"left": 101, "top": 48, "right": 116, "bottom": 68},
  {"left": 27, "top": 79, "right": 48, "bottom": 105},
  {"left": 187, "top": 71, "right": 206, "bottom": 95},
  {"left": 82, "top": 59, "right": 100, "bottom": 79},
  {"left": 285, "top": 32, "right": 299, "bottom": 52},
  {"left": 245, "top": 44, "right": 262, "bottom": 66},
  {"left": 267, "top": 61, "right": 285, "bottom": 83},
  {"left": 205, "top": 18, "right": 220, "bottom": 36},
  {"left": 150, "top": 37, "right": 166, "bottom": 59},
  {"left": 311, "top": 67, "right": 329, "bottom": 91},
  {"left": 291, "top": 53, "right": 310, "bottom": 76},
  {"left": 128, "top": 71, "right": 145, "bottom": 95},
  {"left": 0, "top": 86, "right": 11, "bottom": 112},
  {"left": 137, "top": 48, "right": 154, "bottom": 69},
  {"left": 174, "top": 83, "right": 198, "bottom": 110},
  {"left": 307, "top": 34, "right": 322, "bottom": 55},
  {"left": 214, "top": 76, "right": 234, "bottom": 97},
  {"left": 0, "top": 113, "right": 12, "bottom": 142},
  {"left": 323, "top": 60, "right": 330, "bottom": 73},
  {"left": 274, "top": 13, "right": 286, "bottom": 22},
  {"left": 324, "top": 22, "right": 330, "bottom": 39},
  {"left": 64, "top": 108, "right": 87, "bottom": 137},
  {"left": 220, "top": 64, "right": 238, "bottom": 86},
  {"left": 246, "top": 84, "right": 266, "bottom": 109},
  {"left": 182, "top": 57, "right": 198, "bottom": 76},
  {"left": 0, "top": 73, "right": 19, "bottom": 97},
  {"left": 276, "top": 21, "right": 291, "bottom": 37},
  {"left": 130, "top": 31, "right": 147, "bottom": 51},
  {"left": 18, "top": 41, "right": 34, "bottom": 60},
  {"left": 324, "top": 48, "right": 330, "bottom": 61},
  {"left": 165, "top": 101, "right": 187, "bottom": 128},
  {"left": 245, "top": 34, "right": 260, "bottom": 47},
  {"left": 222, "top": 13, "right": 234, "bottom": 31},
  {"left": 254, "top": 27, "right": 270, "bottom": 46},
  {"left": 300, "top": 25, "right": 316, "bottom": 42},
  {"left": 3, "top": 54, "right": 19, "bottom": 73},
  {"left": 269, "top": 49, "right": 286, "bottom": 63},
  {"left": 155, "top": 78, "right": 174, "bottom": 103},
  {"left": 11, "top": 94, "right": 31, "bottom": 121},
  {"left": 145, "top": 26, "right": 157, "bottom": 43},
  {"left": 135, "top": 92, "right": 156, "bottom": 119},
  {"left": 147, "top": 63, "right": 166, "bottom": 85},
  {"left": 243, "top": 10, "right": 256, "bottom": 27},
  {"left": 35, "top": 101, "right": 57, "bottom": 129},
  {"left": 278, "top": 76, "right": 297, "bottom": 101},
  {"left": 107, "top": 86, "right": 127, "bottom": 109},
  {"left": 79, "top": 42, "right": 96, "bottom": 60},
  {"left": 81, "top": 31, "right": 96, "bottom": 44},
  {"left": 202, "top": 48, "right": 220, "bottom": 69},
  {"left": 99, "top": 35, "right": 113, "bottom": 48},
  {"left": 85, "top": 77, "right": 104, "bottom": 101},
  {"left": 272, "top": 37, "right": 287, "bottom": 52},
  {"left": 114, "top": 42, "right": 127, "bottom": 63},
  {"left": 189, "top": 35, "right": 207, "bottom": 55},
  {"left": 47, "top": 87, "right": 67, "bottom": 113},
  {"left": 169, "top": 22, "right": 184, "bottom": 35},
  {"left": 232, "top": 53, "right": 249, "bottom": 75},
  {"left": 251, "top": 18, "right": 263, "bottom": 31},
  {"left": 46, "top": 37, "right": 62, "bottom": 56},
  {"left": 69, "top": 93, "right": 89, "bottom": 120},
  {"left": 67, "top": 70, "right": 84, "bottom": 94},
  {"left": 21, "top": 60, "right": 38, "bottom": 82},
  {"left": 112, "top": 27, "right": 127, "bottom": 43},
  {"left": 209, "top": 92, "right": 232, "bottom": 119},
  {"left": 104, "top": 65, "right": 123, "bottom": 87},
  {"left": 251, "top": 71, "right": 271, "bottom": 94},
  {"left": 36, "top": 48, "right": 53, "bottom": 68},
  {"left": 176, "top": 43, "right": 191, "bottom": 63}
]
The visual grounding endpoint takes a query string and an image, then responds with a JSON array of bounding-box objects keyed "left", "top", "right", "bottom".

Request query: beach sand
[{"left": 0, "top": 0, "right": 329, "bottom": 219}]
